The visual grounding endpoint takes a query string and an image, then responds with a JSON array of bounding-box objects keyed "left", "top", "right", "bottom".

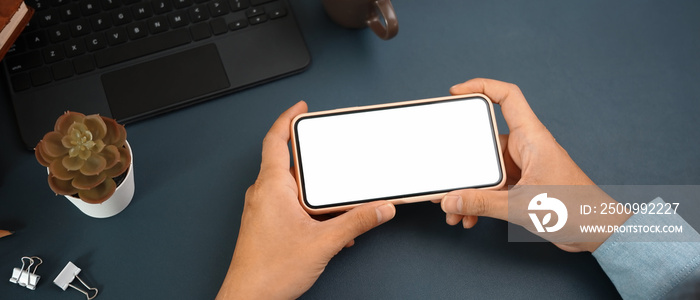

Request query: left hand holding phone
[{"left": 216, "top": 101, "right": 396, "bottom": 300}]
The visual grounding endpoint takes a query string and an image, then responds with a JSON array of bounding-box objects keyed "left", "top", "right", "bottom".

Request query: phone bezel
[{"left": 290, "top": 93, "right": 506, "bottom": 214}]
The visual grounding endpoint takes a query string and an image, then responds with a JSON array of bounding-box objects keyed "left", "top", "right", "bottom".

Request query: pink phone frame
[{"left": 290, "top": 93, "right": 506, "bottom": 214}]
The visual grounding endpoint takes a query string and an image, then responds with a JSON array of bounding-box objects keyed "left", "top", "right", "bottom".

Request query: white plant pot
[{"left": 57, "top": 142, "right": 135, "bottom": 218}]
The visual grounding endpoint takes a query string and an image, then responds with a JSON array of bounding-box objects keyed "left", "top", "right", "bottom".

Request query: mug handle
[{"left": 367, "top": 0, "right": 399, "bottom": 40}]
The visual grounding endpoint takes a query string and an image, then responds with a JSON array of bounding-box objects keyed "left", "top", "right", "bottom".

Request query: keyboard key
[
  {"left": 208, "top": 0, "right": 228, "bottom": 17},
  {"left": 51, "top": 61, "right": 74, "bottom": 80},
  {"left": 152, "top": 0, "right": 174, "bottom": 15},
  {"left": 59, "top": 4, "right": 80, "bottom": 22},
  {"left": 95, "top": 28, "right": 191, "bottom": 68},
  {"left": 36, "top": 9, "right": 60, "bottom": 27},
  {"left": 48, "top": 24, "right": 70, "bottom": 43},
  {"left": 25, "top": 0, "right": 49, "bottom": 11},
  {"left": 25, "top": 31, "right": 49, "bottom": 49},
  {"left": 249, "top": 15, "right": 267, "bottom": 25},
  {"left": 85, "top": 32, "right": 108, "bottom": 51},
  {"left": 229, "top": 0, "right": 248, "bottom": 12},
  {"left": 69, "top": 19, "right": 91, "bottom": 37},
  {"left": 246, "top": 7, "right": 264, "bottom": 18},
  {"left": 168, "top": 11, "right": 189, "bottom": 28},
  {"left": 190, "top": 22, "right": 211, "bottom": 41},
  {"left": 11, "top": 73, "right": 32, "bottom": 92},
  {"left": 105, "top": 27, "right": 128, "bottom": 45},
  {"left": 210, "top": 18, "right": 227, "bottom": 35},
  {"left": 132, "top": 3, "right": 154, "bottom": 20},
  {"left": 73, "top": 55, "right": 96, "bottom": 74},
  {"left": 91, "top": 13, "right": 112, "bottom": 31},
  {"left": 189, "top": 5, "right": 210, "bottom": 23},
  {"left": 148, "top": 16, "right": 169, "bottom": 34},
  {"left": 7, "top": 37, "right": 26, "bottom": 56},
  {"left": 64, "top": 39, "right": 87, "bottom": 57},
  {"left": 43, "top": 44, "right": 65, "bottom": 63},
  {"left": 173, "top": 0, "right": 193, "bottom": 9},
  {"left": 269, "top": 7, "right": 286, "bottom": 19},
  {"left": 30, "top": 67, "right": 52, "bottom": 86},
  {"left": 228, "top": 19, "right": 247, "bottom": 31},
  {"left": 127, "top": 22, "right": 149, "bottom": 40},
  {"left": 6, "top": 51, "right": 43, "bottom": 73},
  {"left": 112, "top": 8, "right": 132, "bottom": 26},
  {"left": 80, "top": 0, "right": 101, "bottom": 16},
  {"left": 100, "top": 0, "right": 120, "bottom": 10}
]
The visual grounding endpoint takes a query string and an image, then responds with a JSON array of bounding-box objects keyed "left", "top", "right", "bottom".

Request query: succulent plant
[{"left": 34, "top": 112, "right": 131, "bottom": 204}]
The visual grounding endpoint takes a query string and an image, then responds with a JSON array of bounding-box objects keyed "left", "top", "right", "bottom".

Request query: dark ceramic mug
[{"left": 322, "top": 0, "right": 399, "bottom": 40}]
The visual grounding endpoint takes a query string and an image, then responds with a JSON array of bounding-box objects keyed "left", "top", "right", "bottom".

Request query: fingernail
[
  {"left": 376, "top": 203, "right": 396, "bottom": 224},
  {"left": 443, "top": 195, "right": 462, "bottom": 214}
]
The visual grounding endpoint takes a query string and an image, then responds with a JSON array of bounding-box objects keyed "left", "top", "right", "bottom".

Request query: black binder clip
[
  {"left": 53, "top": 261, "right": 99, "bottom": 299},
  {"left": 9, "top": 256, "right": 42, "bottom": 290}
]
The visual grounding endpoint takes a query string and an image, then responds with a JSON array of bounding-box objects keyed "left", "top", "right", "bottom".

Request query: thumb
[
  {"left": 326, "top": 201, "right": 396, "bottom": 243},
  {"left": 441, "top": 189, "right": 508, "bottom": 221}
]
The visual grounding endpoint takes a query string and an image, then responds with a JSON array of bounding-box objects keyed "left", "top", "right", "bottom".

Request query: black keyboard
[
  {"left": 3, "top": 0, "right": 309, "bottom": 149},
  {"left": 4, "top": 0, "right": 290, "bottom": 92}
]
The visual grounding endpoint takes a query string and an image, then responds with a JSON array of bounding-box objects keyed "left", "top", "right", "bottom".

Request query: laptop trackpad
[{"left": 102, "top": 44, "right": 230, "bottom": 121}]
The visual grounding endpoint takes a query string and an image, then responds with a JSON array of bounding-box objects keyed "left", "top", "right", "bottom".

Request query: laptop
[{"left": 2, "top": 0, "right": 310, "bottom": 149}]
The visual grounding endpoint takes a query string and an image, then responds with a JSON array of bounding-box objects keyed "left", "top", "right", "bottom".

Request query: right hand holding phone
[{"left": 440, "top": 78, "right": 628, "bottom": 253}]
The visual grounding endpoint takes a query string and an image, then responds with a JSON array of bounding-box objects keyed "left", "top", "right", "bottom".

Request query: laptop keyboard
[{"left": 4, "top": 0, "right": 290, "bottom": 92}]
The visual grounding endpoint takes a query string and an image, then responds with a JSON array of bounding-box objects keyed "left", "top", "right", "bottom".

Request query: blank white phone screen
[{"left": 295, "top": 97, "right": 502, "bottom": 208}]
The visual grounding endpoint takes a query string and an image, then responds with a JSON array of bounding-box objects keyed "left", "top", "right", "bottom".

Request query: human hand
[
  {"left": 439, "top": 78, "right": 629, "bottom": 253},
  {"left": 216, "top": 101, "right": 396, "bottom": 299}
]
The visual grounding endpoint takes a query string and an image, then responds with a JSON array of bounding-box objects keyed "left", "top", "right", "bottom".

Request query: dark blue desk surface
[{"left": 2, "top": 1, "right": 699, "bottom": 299}]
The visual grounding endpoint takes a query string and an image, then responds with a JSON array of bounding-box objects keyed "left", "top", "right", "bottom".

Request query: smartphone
[{"left": 291, "top": 94, "right": 506, "bottom": 214}]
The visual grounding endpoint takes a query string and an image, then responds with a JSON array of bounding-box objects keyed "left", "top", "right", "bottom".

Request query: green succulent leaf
[
  {"left": 62, "top": 155, "right": 85, "bottom": 171},
  {"left": 84, "top": 115, "right": 107, "bottom": 141},
  {"left": 94, "top": 139, "right": 105, "bottom": 153},
  {"left": 104, "top": 145, "right": 131, "bottom": 178},
  {"left": 102, "top": 145, "right": 121, "bottom": 169},
  {"left": 50, "top": 159, "right": 79, "bottom": 180},
  {"left": 35, "top": 141, "right": 52, "bottom": 167},
  {"left": 42, "top": 131, "right": 69, "bottom": 157},
  {"left": 78, "top": 178, "right": 116, "bottom": 204},
  {"left": 72, "top": 172, "right": 107, "bottom": 190},
  {"left": 102, "top": 117, "right": 122, "bottom": 146},
  {"left": 117, "top": 124, "right": 127, "bottom": 146},
  {"left": 61, "top": 134, "right": 72, "bottom": 149},
  {"left": 54, "top": 111, "right": 85, "bottom": 135},
  {"left": 48, "top": 175, "right": 79, "bottom": 196},
  {"left": 80, "top": 153, "right": 107, "bottom": 176}
]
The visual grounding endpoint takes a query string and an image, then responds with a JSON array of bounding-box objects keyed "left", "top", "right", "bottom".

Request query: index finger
[
  {"left": 259, "top": 101, "right": 308, "bottom": 176},
  {"left": 450, "top": 78, "right": 542, "bottom": 131}
]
